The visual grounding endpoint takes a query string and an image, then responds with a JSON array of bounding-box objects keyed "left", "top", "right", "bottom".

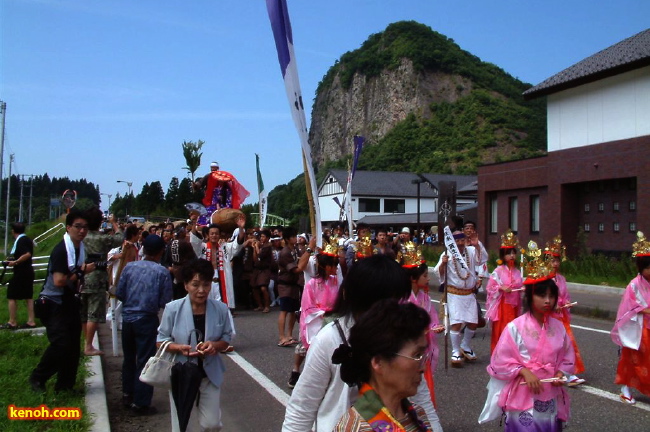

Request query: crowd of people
[{"left": 3, "top": 207, "right": 650, "bottom": 431}]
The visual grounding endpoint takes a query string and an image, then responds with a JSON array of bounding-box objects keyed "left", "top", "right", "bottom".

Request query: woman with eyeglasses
[
  {"left": 282, "top": 255, "right": 411, "bottom": 432},
  {"left": 332, "top": 300, "right": 433, "bottom": 432}
]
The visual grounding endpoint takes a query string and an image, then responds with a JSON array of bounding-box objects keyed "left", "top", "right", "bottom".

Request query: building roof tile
[
  {"left": 524, "top": 28, "right": 650, "bottom": 99},
  {"left": 323, "top": 169, "right": 476, "bottom": 198}
]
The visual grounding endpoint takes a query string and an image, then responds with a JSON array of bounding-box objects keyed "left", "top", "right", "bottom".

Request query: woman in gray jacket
[{"left": 158, "top": 258, "right": 233, "bottom": 432}]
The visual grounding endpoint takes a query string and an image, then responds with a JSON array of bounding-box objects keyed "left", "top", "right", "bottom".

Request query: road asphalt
[{"left": 89, "top": 277, "right": 628, "bottom": 431}]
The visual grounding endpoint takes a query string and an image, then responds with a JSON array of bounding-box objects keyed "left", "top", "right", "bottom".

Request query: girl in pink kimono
[
  {"left": 479, "top": 276, "right": 575, "bottom": 431},
  {"left": 486, "top": 230, "right": 523, "bottom": 354},
  {"left": 611, "top": 231, "right": 650, "bottom": 405},
  {"left": 288, "top": 252, "right": 339, "bottom": 388},
  {"left": 547, "top": 247, "right": 585, "bottom": 386},
  {"left": 405, "top": 262, "right": 445, "bottom": 408}
]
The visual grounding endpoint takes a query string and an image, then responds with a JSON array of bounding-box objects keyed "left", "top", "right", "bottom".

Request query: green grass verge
[
  {"left": 421, "top": 245, "right": 632, "bottom": 288},
  {"left": 0, "top": 330, "right": 92, "bottom": 431},
  {"left": 0, "top": 285, "right": 91, "bottom": 432}
]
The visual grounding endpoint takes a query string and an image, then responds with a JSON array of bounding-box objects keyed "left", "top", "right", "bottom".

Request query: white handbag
[{"left": 139, "top": 340, "right": 176, "bottom": 388}]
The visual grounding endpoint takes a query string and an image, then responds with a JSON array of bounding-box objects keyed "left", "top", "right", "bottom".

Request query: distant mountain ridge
[{"left": 308, "top": 20, "right": 546, "bottom": 174}]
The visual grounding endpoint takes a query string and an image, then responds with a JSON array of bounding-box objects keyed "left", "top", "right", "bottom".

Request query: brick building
[{"left": 478, "top": 29, "right": 650, "bottom": 256}]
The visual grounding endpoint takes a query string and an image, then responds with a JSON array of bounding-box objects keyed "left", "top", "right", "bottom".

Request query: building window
[
  {"left": 490, "top": 197, "right": 498, "bottom": 234},
  {"left": 629, "top": 178, "right": 637, "bottom": 190},
  {"left": 358, "top": 198, "right": 380, "bottom": 213},
  {"left": 384, "top": 199, "right": 405, "bottom": 213},
  {"left": 613, "top": 222, "right": 620, "bottom": 233},
  {"left": 584, "top": 223, "right": 590, "bottom": 232},
  {"left": 598, "top": 223, "right": 604, "bottom": 233},
  {"left": 630, "top": 222, "right": 636, "bottom": 232},
  {"left": 630, "top": 201, "right": 636, "bottom": 211},
  {"left": 584, "top": 204, "right": 590, "bottom": 213},
  {"left": 598, "top": 203, "right": 604, "bottom": 212},
  {"left": 613, "top": 202, "right": 620, "bottom": 212},
  {"left": 509, "top": 197, "right": 518, "bottom": 233},
  {"left": 530, "top": 195, "right": 540, "bottom": 234}
]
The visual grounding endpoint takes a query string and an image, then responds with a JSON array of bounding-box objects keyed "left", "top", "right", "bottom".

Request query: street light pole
[
  {"left": 101, "top": 193, "right": 113, "bottom": 212},
  {"left": 411, "top": 177, "right": 426, "bottom": 243},
  {"left": 117, "top": 180, "right": 133, "bottom": 218}
]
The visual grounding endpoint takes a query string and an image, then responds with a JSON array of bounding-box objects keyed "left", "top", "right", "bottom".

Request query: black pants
[{"left": 31, "top": 297, "right": 82, "bottom": 391}]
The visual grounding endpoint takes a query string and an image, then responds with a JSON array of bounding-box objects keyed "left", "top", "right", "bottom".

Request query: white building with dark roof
[
  {"left": 318, "top": 169, "right": 476, "bottom": 229},
  {"left": 478, "top": 28, "right": 650, "bottom": 255}
]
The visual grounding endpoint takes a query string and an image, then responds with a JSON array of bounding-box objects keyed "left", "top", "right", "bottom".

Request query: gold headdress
[
  {"left": 544, "top": 235, "right": 566, "bottom": 261},
  {"left": 321, "top": 236, "right": 340, "bottom": 257},
  {"left": 632, "top": 231, "right": 650, "bottom": 257},
  {"left": 353, "top": 233, "right": 374, "bottom": 259},
  {"left": 522, "top": 240, "right": 554, "bottom": 285},
  {"left": 500, "top": 229, "right": 519, "bottom": 249},
  {"left": 398, "top": 241, "right": 425, "bottom": 268}
]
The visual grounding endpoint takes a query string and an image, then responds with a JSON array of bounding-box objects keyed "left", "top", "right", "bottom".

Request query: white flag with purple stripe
[{"left": 266, "top": 0, "right": 322, "bottom": 245}]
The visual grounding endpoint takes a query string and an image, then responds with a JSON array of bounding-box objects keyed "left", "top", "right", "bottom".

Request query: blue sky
[{"left": 1, "top": 0, "right": 648, "bottom": 213}]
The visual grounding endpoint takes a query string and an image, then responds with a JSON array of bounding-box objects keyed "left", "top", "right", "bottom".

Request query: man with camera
[
  {"left": 30, "top": 209, "right": 97, "bottom": 393},
  {"left": 81, "top": 207, "right": 122, "bottom": 356}
]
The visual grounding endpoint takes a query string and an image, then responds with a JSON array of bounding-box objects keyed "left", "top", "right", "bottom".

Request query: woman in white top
[{"left": 282, "top": 255, "right": 411, "bottom": 432}]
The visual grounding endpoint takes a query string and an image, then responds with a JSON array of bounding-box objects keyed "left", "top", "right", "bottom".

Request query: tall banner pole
[
  {"left": 344, "top": 160, "right": 353, "bottom": 236},
  {"left": 302, "top": 155, "right": 316, "bottom": 237},
  {"left": 266, "top": 0, "right": 322, "bottom": 246}
]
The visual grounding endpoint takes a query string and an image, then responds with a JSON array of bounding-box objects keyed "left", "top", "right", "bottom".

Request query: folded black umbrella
[{"left": 171, "top": 329, "right": 204, "bottom": 432}]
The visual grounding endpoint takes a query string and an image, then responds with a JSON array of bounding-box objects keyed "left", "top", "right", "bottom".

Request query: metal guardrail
[
  {"left": 33, "top": 223, "right": 65, "bottom": 246},
  {"left": 1, "top": 223, "right": 64, "bottom": 285},
  {"left": 1, "top": 255, "right": 49, "bottom": 285}
]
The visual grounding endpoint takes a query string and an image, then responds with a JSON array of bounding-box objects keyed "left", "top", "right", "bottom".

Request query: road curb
[
  {"left": 87, "top": 333, "right": 111, "bottom": 432},
  {"left": 566, "top": 282, "right": 624, "bottom": 295}
]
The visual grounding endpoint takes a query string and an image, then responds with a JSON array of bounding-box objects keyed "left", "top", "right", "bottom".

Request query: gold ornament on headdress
[
  {"left": 632, "top": 231, "right": 650, "bottom": 257},
  {"left": 544, "top": 235, "right": 566, "bottom": 261},
  {"left": 398, "top": 241, "right": 425, "bottom": 268},
  {"left": 522, "top": 240, "right": 554, "bottom": 284},
  {"left": 353, "top": 233, "right": 374, "bottom": 259},
  {"left": 321, "top": 236, "right": 341, "bottom": 257},
  {"left": 500, "top": 229, "right": 519, "bottom": 249}
]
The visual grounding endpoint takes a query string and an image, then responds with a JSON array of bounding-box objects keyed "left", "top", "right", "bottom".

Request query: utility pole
[
  {"left": 4, "top": 154, "right": 13, "bottom": 254},
  {"left": 18, "top": 175, "right": 24, "bottom": 222},
  {"left": 0, "top": 101, "right": 6, "bottom": 225},
  {"left": 28, "top": 175, "right": 34, "bottom": 226}
]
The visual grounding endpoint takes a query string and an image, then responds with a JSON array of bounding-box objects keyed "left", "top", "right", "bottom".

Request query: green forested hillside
[
  {"left": 269, "top": 21, "right": 547, "bottom": 225},
  {"left": 352, "top": 89, "right": 545, "bottom": 174}
]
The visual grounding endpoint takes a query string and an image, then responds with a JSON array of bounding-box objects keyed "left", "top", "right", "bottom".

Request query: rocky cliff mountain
[{"left": 308, "top": 21, "right": 546, "bottom": 174}]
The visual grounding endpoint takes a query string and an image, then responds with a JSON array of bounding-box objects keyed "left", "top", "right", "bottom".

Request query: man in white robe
[
  {"left": 434, "top": 229, "right": 487, "bottom": 366},
  {"left": 190, "top": 214, "right": 245, "bottom": 349}
]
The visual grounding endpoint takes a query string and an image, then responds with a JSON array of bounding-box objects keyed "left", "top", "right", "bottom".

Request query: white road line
[
  {"left": 569, "top": 324, "right": 610, "bottom": 335},
  {"left": 577, "top": 385, "right": 650, "bottom": 412},
  {"left": 227, "top": 352, "right": 290, "bottom": 407},
  {"left": 430, "top": 299, "right": 612, "bottom": 335},
  {"left": 230, "top": 305, "right": 635, "bottom": 416}
]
